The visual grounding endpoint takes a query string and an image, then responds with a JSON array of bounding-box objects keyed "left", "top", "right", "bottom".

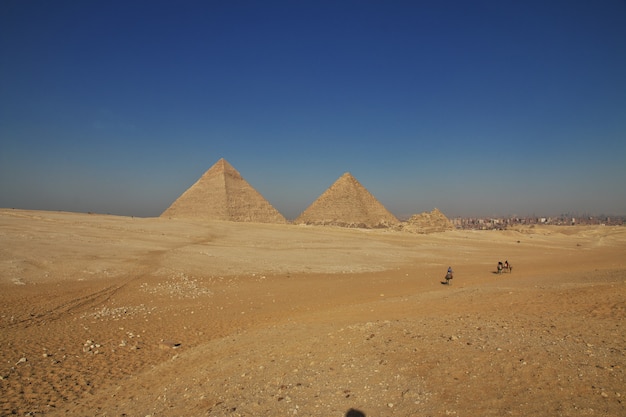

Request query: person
[
  {"left": 445, "top": 266, "right": 454, "bottom": 285},
  {"left": 497, "top": 261, "right": 503, "bottom": 274},
  {"left": 504, "top": 260, "right": 509, "bottom": 270}
]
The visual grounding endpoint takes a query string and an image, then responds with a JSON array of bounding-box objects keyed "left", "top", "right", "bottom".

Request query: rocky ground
[{"left": 0, "top": 209, "right": 625, "bottom": 416}]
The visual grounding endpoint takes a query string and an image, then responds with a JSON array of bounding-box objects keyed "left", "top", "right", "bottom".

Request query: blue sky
[{"left": 1, "top": 1, "right": 625, "bottom": 219}]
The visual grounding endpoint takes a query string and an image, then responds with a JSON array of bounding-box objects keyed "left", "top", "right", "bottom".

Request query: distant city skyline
[{"left": 1, "top": 1, "right": 625, "bottom": 219}]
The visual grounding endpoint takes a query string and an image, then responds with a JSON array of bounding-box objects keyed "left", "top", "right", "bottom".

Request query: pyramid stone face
[
  {"left": 161, "top": 158, "right": 287, "bottom": 224},
  {"left": 401, "top": 208, "right": 454, "bottom": 233},
  {"left": 294, "top": 172, "right": 399, "bottom": 228}
]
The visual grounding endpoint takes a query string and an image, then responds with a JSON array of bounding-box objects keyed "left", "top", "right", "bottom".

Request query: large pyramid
[
  {"left": 294, "top": 172, "right": 399, "bottom": 228},
  {"left": 161, "top": 158, "right": 287, "bottom": 223}
]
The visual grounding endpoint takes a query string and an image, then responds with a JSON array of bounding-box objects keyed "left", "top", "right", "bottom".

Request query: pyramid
[
  {"left": 294, "top": 172, "right": 399, "bottom": 228},
  {"left": 401, "top": 208, "right": 454, "bottom": 233},
  {"left": 161, "top": 158, "right": 287, "bottom": 223}
]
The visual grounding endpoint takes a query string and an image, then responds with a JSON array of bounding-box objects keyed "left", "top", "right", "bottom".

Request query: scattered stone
[
  {"left": 141, "top": 272, "right": 213, "bottom": 299},
  {"left": 81, "top": 304, "right": 156, "bottom": 320},
  {"left": 83, "top": 340, "right": 102, "bottom": 354},
  {"left": 159, "top": 340, "right": 182, "bottom": 349}
]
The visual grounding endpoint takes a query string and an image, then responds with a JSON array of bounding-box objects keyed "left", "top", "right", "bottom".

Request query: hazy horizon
[{"left": 1, "top": 1, "right": 625, "bottom": 219}]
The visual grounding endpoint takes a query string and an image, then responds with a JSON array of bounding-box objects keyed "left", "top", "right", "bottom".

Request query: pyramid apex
[
  {"left": 213, "top": 157, "right": 233, "bottom": 170},
  {"left": 205, "top": 158, "right": 240, "bottom": 178},
  {"left": 337, "top": 172, "right": 358, "bottom": 183}
]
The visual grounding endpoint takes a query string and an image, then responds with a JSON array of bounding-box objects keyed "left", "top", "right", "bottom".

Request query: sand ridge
[{"left": 1, "top": 209, "right": 625, "bottom": 416}]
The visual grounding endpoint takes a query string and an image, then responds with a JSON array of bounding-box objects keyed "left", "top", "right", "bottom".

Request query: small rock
[{"left": 159, "top": 340, "right": 181, "bottom": 349}]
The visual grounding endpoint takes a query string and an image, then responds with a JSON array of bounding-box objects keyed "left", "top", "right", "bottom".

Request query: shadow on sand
[{"left": 346, "top": 409, "right": 366, "bottom": 417}]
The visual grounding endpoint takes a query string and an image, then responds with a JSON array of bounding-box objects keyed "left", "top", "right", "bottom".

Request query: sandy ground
[{"left": 1, "top": 208, "right": 625, "bottom": 417}]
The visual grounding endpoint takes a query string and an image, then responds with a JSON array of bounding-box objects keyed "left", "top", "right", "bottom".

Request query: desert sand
[{"left": 1, "top": 208, "right": 625, "bottom": 416}]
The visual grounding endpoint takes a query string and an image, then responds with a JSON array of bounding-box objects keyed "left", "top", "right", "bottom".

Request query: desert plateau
[{"left": 1, "top": 208, "right": 625, "bottom": 416}]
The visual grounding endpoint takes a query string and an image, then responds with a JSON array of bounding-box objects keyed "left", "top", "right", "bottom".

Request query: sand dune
[{"left": 1, "top": 209, "right": 625, "bottom": 416}]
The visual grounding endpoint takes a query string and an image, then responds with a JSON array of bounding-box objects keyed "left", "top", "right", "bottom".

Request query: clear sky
[{"left": 1, "top": 1, "right": 625, "bottom": 220}]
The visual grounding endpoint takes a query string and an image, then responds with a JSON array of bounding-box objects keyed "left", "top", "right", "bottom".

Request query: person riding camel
[{"left": 445, "top": 266, "right": 454, "bottom": 284}]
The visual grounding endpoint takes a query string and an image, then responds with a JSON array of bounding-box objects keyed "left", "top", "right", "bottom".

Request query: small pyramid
[
  {"left": 161, "top": 158, "right": 286, "bottom": 223},
  {"left": 401, "top": 208, "right": 454, "bottom": 233},
  {"left": 294, "top": 172, "right": 399, "bottom": 228}
]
